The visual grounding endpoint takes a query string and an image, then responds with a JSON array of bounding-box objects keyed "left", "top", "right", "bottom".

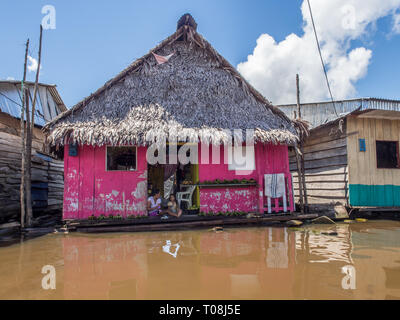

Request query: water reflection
[{"left": 0, "top": 221, "right": 399, "bottom": 299}]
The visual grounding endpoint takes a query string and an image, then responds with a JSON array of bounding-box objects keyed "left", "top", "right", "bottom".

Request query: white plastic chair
[{"left": 176, "top": 185, "right": 196, "bottom": 209}]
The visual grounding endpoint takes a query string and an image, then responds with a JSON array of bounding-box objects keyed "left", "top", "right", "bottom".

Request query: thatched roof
[{"left": 45, "top": 14, "right": 298, "bottom": 147}]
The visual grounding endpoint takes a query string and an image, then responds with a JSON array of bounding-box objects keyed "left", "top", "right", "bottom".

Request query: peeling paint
[
  {"left": 200, "top": 187, "right": 258, "bottom": 213},
  {"left": 132, "top": 180, "right": 147, "bottom": 199}
]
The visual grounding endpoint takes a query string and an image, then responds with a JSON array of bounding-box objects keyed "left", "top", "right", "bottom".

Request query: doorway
[{"left": 147, "top": 144, "right": 199, "bottom": 208}]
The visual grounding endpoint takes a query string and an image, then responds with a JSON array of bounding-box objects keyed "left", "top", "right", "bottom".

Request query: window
[
  {"left": 106, "top": 146, "right": 137, "bottom": 171},
  {"left": 376, "top": 141, "right": 399, "bottom": 169},
  {"left": 228, "top": 146, "right": 255, "bottom": 171}
]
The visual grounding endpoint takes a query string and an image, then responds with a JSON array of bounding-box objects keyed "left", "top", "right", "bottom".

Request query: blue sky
[{"left": 1, "top": 0, "right": 400, "bottom": 107}]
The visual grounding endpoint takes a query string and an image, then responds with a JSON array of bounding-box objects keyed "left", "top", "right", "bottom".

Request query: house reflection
[
  {"left": 62, "top": 235, "right": 148, "bottom": 299},
  {"left": 58, "top": 222, "right": 400, "bottom": 299}
]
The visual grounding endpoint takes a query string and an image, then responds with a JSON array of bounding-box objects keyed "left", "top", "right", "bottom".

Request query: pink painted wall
[
  {"left": 63, "top": 145, "right": 148, "bottom": 219},
  {"left": 198, "top": 143, "right": 293, "bottom": 213},
  {"left": 199, "top": 186, "right": 259, "bottom": 213},
  {"left": 63, "top": 142, "right": 293, "bottom": 219}
]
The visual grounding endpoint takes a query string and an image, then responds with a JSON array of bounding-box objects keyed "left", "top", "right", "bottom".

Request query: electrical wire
[
  {"left": 0, "top": 91, "right": 21, "bottom": 106},
  {"left": 307, "top": 0, "right": 339, "bottom": 117}
]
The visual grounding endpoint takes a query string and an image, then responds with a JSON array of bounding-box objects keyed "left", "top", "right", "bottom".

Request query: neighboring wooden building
[
  {"left": 45, "top": 14, "right": 300, "bottom": 220},
  {"left": 279, "top": 98, "right": 400, "bottom": 211},
  {"left": 0, "top": 80, "right": 67, "bottom": 222}
]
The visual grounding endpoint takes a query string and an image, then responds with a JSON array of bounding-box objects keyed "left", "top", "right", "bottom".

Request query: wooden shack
[
  {"left": 44, "top": 14, "right": 300, "bottom": 220},
  {"left": 279, "top": 98, "right": 400, "bottom": 211},
  {"left": 0, "top": 81, "right": 67, "bottom": 223}
]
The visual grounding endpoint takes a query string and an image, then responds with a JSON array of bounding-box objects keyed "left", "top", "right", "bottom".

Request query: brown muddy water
[{"left": 0, "top": 220, "right": 400, "bottom": 299}]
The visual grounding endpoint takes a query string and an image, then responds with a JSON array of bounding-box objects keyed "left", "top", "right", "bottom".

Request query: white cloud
[
  {"left": 27, "top": 55, "right": 39, "bottom": 73},
  {"left": 237, "top": 0, "right": 400, "bottom": 105},
  {"left": 393, "top": 12, "right": 400, "bottom": 33},
  {"left": 6, "top": 77, "right": 15, "bottom": 81}
]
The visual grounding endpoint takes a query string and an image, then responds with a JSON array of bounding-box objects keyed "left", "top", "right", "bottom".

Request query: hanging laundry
[
  {"left": 152, "top": 52, "right": 174, "bottom": 65},
  {"left": 264, "top": 173, "right": 286, "bottom": 198}
]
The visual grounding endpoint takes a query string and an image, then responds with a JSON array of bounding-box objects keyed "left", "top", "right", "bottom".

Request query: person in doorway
[
  {"left": 147, "top": 189, "right": 162, "bottom": 216},
  {"left": 166, "top": 194, "right": 182, "bottom": 218}
]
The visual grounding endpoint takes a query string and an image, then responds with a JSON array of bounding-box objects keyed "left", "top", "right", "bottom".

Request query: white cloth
[
  {"left": 264, "top": 173, "right": 285, "bottom": 198},
  {"left": 164, "top": 174, "right": 175, "bottom": 199},
  {"left": 148, "top": 196, "right": 161, "bottom": 214}
]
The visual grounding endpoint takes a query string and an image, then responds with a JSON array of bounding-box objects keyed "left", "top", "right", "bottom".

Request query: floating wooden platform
[{"left": 66, "top": 213, "right": 318, "bottom": 233}]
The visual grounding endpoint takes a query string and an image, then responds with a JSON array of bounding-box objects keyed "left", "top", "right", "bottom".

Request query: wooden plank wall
[
  {"left": 288, "top": 120, "right": 349, "bottom": 210},
  {"left": 346, "top": 116, "right": 400, "bottom": 206},
  {"left": 0, "top": 115, "right": 64, "bottom": 222}
]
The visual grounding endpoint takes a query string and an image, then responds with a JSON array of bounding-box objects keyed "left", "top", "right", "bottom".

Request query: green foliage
[{"left": 199, "top": 178, "right": 257, "bottom": 185}]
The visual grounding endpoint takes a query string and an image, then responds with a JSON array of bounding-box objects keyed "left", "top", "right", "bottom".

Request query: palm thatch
[{"left": 44, "top": 14, "right": 298, "bottom": 147}]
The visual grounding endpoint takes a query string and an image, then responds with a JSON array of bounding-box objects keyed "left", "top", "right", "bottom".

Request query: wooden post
[
  {"left": 300, "top": 145, "right": 309, "bottom": 212},
  {"left": 295, "top": 147, "right": 304, "bottom": 214},
  {"left": 296, "top": 74, "right": 308, "bottom": 213},
  {"left": 30, "top": 25, "right": 43, "bottom": 128},
  {"left": 20, "top": 39, "right": 29, "bottom": 229},
  {"left": 26, "top": 25, "right": 43, "bottom": 227},
  {"left": 25, "top": 87, "right": 32, "bottom": 227},
  {"left": 296, "top": 74, "right": 301, "bottom": 119}
]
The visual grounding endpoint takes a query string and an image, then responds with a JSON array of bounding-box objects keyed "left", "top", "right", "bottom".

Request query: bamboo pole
[
  {"left": 300, "top": 145, "right": 309, "bottom": 212},
  {"left": 26, "top": 25, "right": 43, "bottom": 227},
  {"left": 296, "top": 74, "right": 308, "bottom": 213},
  {"left": 25, "top": 89, "right": 32, "bottom": 227},
  {"left": 295, "top": 74, "right": 304, "bottom": 214},
  {"left": 295, "top": 147, "right": 304, "bottom": 214},
  {"left": 296, "top": 74, "right": 301, "bottom": 119},
  {"left": 20, "top": 39, "right": 29, "bottom": 229}
]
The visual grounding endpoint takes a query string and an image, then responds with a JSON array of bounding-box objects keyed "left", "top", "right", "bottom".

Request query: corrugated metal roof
[
  {"left": 0, "top": 81, "right": 66, "bottom": 126},
  {"left": 277, "top": 97, "right": 400, "bottom": 128}
]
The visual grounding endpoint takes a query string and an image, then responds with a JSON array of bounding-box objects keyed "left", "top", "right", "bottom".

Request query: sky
[{"left": 1, "top": 0, "right": 400, "bottom": 108}]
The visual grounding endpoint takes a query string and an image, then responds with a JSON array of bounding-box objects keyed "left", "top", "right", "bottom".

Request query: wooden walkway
[{"left": 66, "top": 213, "right": 318, "bottom": 233}]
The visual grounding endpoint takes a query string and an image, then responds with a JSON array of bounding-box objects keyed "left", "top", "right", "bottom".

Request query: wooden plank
[
  {"left": 74, "top": 214, "right": 319, "bottom": 233},
  {"left": 357, "top": 117, "right": 367, "bottom": 186},
  {"left": 292, "top": 165, "right": 347, "bottom": 176},
  {"left": 294, "top": 181, "right": 347, "bottom": 189},
  {"left": 289, "top": 146, "right": 347, "bottom": 164},
  {"left": 289, "top": 137, "right": 347, "bottom": 157},
  {"left": 368, "top": 118, "right": 377, "bottom": 187},
  {"left": 375, "top": 119, "right": 385, "bottom": 186},
  {"left": 294, "top": 189, "right": 347, "bottom": 197},
  {"left": 295, "top": 195, "right": 347, "bottom": 204},
  {"left": 290, "top": 155, "right": 347, "bottom": 171},
  {"left": 293, "top": 173, "right": 347, "bottom": 182},
  {"left": 346, "top": 116, "right": 358, "bottom": 186},
  {"left": 383, "top": 119, "right": 394, "bottom": 206}
]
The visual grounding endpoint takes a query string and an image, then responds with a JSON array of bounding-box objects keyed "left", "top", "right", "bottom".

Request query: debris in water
[
  {"left": 334, "top": 204, "right": 349, "bottom": 219},
  {"left": 210, "top": 226, "right": 223, "bottom": 232},
  {"left": 286, "top": 220, "right": 303, "bottom": 227},
  {"left": 312, "top": 216, "right": 336, "bottom": 224},
  {"left": 321, "top": 231, "right": 338, "bottom": 236}
]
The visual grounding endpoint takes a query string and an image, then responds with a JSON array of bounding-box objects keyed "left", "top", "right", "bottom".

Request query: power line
[
  {"left": 0, "top": 91, "right": 22, "bottom": 106},
  {"left": 306, "top": 0, "right": 339, "bottom": 117}
]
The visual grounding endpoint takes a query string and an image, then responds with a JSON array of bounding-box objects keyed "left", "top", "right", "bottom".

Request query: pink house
[{"left": 45, "top": 14, "right": 298, "bottom": 220}]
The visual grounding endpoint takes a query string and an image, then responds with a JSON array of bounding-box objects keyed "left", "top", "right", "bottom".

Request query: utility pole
[
  {"left": 20, "top": 39, "right": 29, "bottom": 229},
  {"left": 295, "top": 74, "right": 308, "bottom": 213},
  {"left": 296, "top": 74, "right": 301, "bottom": 119},
  {"left": 26, "top": 25, "right": 43, "bottom": 227}
]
